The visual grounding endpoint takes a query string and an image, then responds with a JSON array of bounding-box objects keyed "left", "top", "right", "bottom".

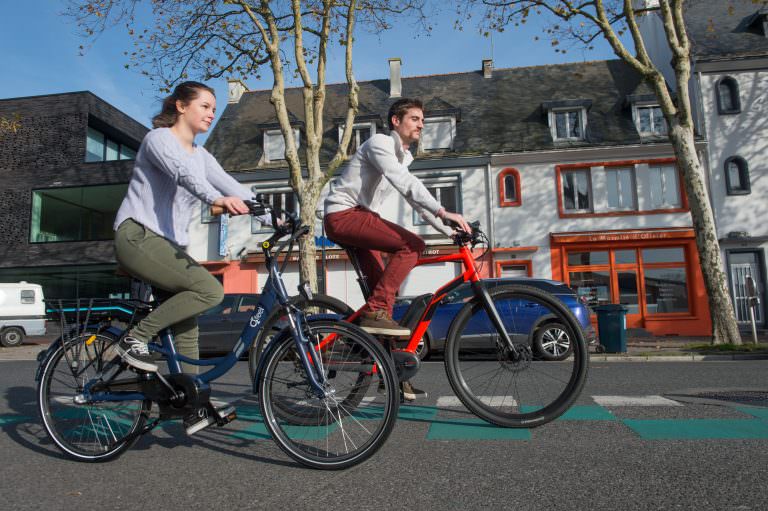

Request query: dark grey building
[{"left": 0, "top": 92, "right": 148, "bottom": 299}]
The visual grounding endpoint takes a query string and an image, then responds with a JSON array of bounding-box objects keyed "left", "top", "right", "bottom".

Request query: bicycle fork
[
  {"left": 471, "top": 281, "right": 520, "bottom": 359},
  {"left": 284, "top": 306, "right": 328, "bottom": 399}
]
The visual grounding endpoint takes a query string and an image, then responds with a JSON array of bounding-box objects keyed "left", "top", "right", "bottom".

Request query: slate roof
[
  {"left": 686, "top": 0, "right": 768, "bottom": 61},
  {"left": 205, "top": 59, "right": 658, "bottom": 172}
]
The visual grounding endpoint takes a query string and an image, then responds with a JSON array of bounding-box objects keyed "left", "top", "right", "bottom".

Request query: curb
[{"left": 590, "top": 353, "right": 768, "bottom": 362}]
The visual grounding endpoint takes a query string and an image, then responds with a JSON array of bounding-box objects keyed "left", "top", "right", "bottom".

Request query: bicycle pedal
[{"left": 209, "top": 401, "right": 237, "bottom": 426}]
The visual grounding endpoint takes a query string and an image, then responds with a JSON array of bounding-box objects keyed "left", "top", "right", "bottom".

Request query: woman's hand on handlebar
[
  {"left": 213, "top": 196, "right": 250, "bottom": 216},
  {"left": 438, "top": 209, "right": 472, "bottom": 235}
]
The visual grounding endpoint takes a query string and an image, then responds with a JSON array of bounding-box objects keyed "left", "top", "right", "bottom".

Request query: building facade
[
  {"left": 0, "top": 92, "right": 148, "bottom": 299},
  {"left": 639, "top": 0, "right": 768, "bottom": 329},
  {"left": 195, "top": 57, "right": 713, "bottom": 336}
]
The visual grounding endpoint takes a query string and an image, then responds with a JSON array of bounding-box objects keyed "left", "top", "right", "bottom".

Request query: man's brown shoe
[{"left": 359, "top": 309, "right": 411, "bottom": 337}]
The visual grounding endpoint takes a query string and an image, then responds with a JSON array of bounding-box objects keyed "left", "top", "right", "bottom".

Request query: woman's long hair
[{"left": 152, "top": 81, "right": 216, "bottom": 129}]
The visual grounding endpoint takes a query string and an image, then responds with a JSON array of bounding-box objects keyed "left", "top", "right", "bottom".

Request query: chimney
[
  {"left": 388, "top": 58, "right": 402, "bottom": 98},
  {"left": 227, "top": 78, "right": 248, "bottom": 104},
  {"left": 482, "top": 59, "right": 493, "bottom": 79}
]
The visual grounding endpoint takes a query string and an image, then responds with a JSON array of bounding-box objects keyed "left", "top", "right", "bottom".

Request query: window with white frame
[
  {"left": 263, "top": 129, "right": 300, "bottom": 162},
  {"left": 420, "top": 117, "right": 455, "bottom": 151},
  {"left": 648, "top": 164, "right": 681, "bottom": 209},
  {"left": 605, "top": 167, "right": 636, "bottom": 210},
  {"left": 634, "top": 104, "right": 667, "bottom": 136},
  {"left": 250, "top": 186, "right": 298, "bottom": 233},
  {"left": 561, "top": 169, "right": 592, "bottom": 212},
  {"left": 413, "top": 176, "right": 460, "bottom": 226},
  {"left": 339, "top": 122, "right": 375, "bottom": 155},
  {"left": 550, "top": 109, "right": 586, "bottom": 141}
]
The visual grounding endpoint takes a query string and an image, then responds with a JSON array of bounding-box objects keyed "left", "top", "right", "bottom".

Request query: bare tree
[
  {"left": 456, "top": 0, "right": 758, "bottom": 344},
  {"left": 67, "top": 0, "right": 427, "bottom": 292}
]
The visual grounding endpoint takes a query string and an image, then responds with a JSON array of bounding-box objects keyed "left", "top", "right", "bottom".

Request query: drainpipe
[{"left": 484, "top": 159, "right": 496, "bottom": 274}]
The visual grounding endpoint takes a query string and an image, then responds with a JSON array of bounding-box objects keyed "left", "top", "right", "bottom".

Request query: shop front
[{"left": 550, "top": 228, "right": 711, "bottom": 336}]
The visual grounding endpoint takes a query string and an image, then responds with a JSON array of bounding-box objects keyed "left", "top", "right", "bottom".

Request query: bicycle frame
[
  {"left": 82, "top": 241, "right": 329, "bottom": 404},
  {"left": 341, "top": 243, "right": 516, "bottom": 355}
]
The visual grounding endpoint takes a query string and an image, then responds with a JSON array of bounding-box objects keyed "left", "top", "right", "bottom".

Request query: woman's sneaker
[
  {"left": 115, "top": 335, "right": 158, "bottom": 372},
  {"left": 401, "top": 380, "right": 427, "bottom": 401}
]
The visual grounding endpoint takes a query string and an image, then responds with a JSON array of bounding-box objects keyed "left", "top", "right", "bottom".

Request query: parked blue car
[{"left": 392, "top": 277, "right": 596, "bottom": 361}]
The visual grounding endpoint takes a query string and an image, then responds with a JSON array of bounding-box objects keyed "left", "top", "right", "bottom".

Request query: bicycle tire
[
  {"left": 258, "top": 320, "right": 399, "bottom": 470},
  {"left": 248, "top": 293, "right": 354, "bottom": 381},
  {"left": 37, "top": 333, "right": 150, "bottom": 462},
  {"left": 444, "top": 284, "right": 588, "bottom": 428}
]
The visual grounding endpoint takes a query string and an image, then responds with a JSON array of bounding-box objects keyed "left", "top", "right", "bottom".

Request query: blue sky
[{"left": 1, "top": 1, "right": 626, "bottom": 143}]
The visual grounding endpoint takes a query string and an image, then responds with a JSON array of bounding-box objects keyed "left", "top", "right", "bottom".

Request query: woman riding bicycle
[
  {"left": 113, "top": 81, "right": 269, "bottom": 432},
  {"left": 323, "top": 97, "right": 470, "bottom": 400}
]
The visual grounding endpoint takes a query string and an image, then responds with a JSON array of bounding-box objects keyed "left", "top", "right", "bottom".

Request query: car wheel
[
  {"left": 415, "top": 333, "right": 431, "bottom": 361},
  {"left": 0, "top": 327, "right": 25, "bottom": 348},
  {"left": 534, "top": 322, "right": 572, "bottom": 361}
]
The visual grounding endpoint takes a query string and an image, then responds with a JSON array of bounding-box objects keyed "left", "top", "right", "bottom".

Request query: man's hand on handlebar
[
  {"left": 438, "top": 209, "right": 472, "bottom": 235},
  {"left": 213, "top": 196, "right": 250, "bottom": 216}
]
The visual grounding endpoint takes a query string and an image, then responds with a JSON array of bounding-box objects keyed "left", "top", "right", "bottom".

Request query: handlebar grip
[{"left": 210, "top": 205, "right": 226, "bottom": 216}]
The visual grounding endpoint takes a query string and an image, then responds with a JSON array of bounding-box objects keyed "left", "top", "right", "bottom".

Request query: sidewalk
[{"left": 3, "top": 334, "right": 767, "bottom": 362}]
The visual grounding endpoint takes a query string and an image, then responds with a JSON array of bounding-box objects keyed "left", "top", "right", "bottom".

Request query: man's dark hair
[{"left": 387, "top": 98, "right": 423, "bottom": 130}]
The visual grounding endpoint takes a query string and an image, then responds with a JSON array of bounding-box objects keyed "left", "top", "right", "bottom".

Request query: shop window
[
  {"left": 724, "top": 156, "right": 751, "bottom": 195},
  {"left": 0, "top": 264, "right": 130, "bottom": 300},
  {"left": 644, "top": 268, "right": 689, "bottom": 313},
  {"left": 30, "top": 184, "right": 127, "bottom": 243},
  {"left": 605, "top": 167, "right": 636, "bottom": 211},
  {"left": 498, "top": 168, "right": 521, "bottom": 207},
  {"left": 86, "top": 126, "right": 137, "bottom": 162},
  {"left": 642, "top": 248, "right": 685, "bottom": 264},
  {"left": 567, "top": 251, "right": 608, "bottom": 266},
  {"left": 568, "top": 271, "right": 611, "bottom": 308},
  {"left": 413, "top": 177, "right": 461, "bottom": 226},
  {"left": 250, "top": 186, "right": 298, "bottom": 233},
  {"left": 617, "top": 271, "right": 640, "bottom": 314},
  {"left": 561, "top": 169, "right": 592, "bottom": 212},
  {"left": 614, "top": 250, "right": 637, "bottom": 264},
  {"left": 648, "top": 164, "right": 681, "bottom": 209},
  {"left": 716, "top": 76, "right": 741, "bottom": 114},
  {"left": 263, "top": 129, "right": 301, "bottom": 162}
]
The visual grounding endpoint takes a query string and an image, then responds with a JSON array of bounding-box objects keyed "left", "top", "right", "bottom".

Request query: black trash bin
[{"left": 593, "top": 304, "right": 628, "bottom": 353}]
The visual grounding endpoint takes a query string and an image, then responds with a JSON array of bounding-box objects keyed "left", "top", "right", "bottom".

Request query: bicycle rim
[
  {"left": 445, "top": 285, "right": 588, "bottom": 428},
  {"left": 38, "top": 335, "right": 149, "bottom": 461},
  {"left": 259, "top": 321, "right": 398, "bottom": 469}
]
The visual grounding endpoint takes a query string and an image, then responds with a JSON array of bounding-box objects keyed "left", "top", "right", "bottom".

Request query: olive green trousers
[{"left": 115, "top": 219, "right": 223, "bottom": 373}]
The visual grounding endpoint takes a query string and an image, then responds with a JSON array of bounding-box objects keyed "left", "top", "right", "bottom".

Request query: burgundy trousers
[{"left": 324, "top": 206, "right": 425, "bottom": 314}]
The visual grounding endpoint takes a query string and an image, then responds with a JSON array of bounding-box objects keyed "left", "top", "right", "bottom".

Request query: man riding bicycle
[{"left": 323, "top": 98, "right": 471, "bottom": 400}]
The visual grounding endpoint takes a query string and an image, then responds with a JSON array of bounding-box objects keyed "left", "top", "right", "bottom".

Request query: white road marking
[
  {"left": 592, "top": 395, "right": 683, "bottom": 407},
  {"left": 437, "top": 395, "right": 518, "bottom": 407}
]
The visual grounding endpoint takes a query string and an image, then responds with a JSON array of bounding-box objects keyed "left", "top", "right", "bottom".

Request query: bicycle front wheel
[
  {"left": 37, "top": 333, "right": 150, "bottom": 461},
  {"left": 444, "top": 285, "right": 588, "bottom": 428},
  {"left": 258, "top": 320, "right": 399, "bottom": 470}
]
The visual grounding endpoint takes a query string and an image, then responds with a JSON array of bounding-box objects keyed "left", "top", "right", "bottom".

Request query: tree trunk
[
  {"left": 667, "top": 124, "right": 742, "bottom": 344},
  {"left": 297, "top": 180, "right": 324, "bottom": 293}
]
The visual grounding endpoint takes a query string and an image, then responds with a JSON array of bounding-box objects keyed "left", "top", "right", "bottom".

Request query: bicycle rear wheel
[
  {"left": 37, "top": 333, "right": 150, "bottom": 461},
  {"left": 258, "top": 320, "right": 398, "bottom": 470},
  {"left": 444, "top": 285, "right": 588, "bottom": 428}
]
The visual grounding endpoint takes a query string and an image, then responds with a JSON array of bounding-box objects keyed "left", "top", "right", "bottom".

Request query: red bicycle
[{"left": 250, "top": 222, "right": 589, "bottom": 428}]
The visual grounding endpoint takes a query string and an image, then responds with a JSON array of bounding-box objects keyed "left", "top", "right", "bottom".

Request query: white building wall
[{"left": 700, "top": 69, "right": 768, "bottom": 238}]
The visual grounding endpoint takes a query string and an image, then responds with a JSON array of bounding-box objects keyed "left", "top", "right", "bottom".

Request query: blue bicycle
[{"left": 36, "top": 201, "right": 400, "bottom": 469}]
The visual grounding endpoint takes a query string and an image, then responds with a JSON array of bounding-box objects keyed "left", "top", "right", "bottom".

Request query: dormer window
[
  {"left": 263, "top": 128, "right": 300, "bottom": 163},
  {"left": 716, "top": 77, "right": 741, "bottom": 115},
  {"left": 339, "top": 122, "right": 375, "bottom": 155},
  {"left": 633, "top": 104, "right": 667, "bottom": 136},
  {"left": 542, "top": 100, "right": 590, "bottom": 142},
  {"left": 420, "top": 116, "right": 456, "bottom": 151}
]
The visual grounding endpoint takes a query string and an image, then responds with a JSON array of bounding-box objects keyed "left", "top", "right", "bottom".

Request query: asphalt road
[{"left": 1, "top": 359, "right": 767, "bottom": 510}]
